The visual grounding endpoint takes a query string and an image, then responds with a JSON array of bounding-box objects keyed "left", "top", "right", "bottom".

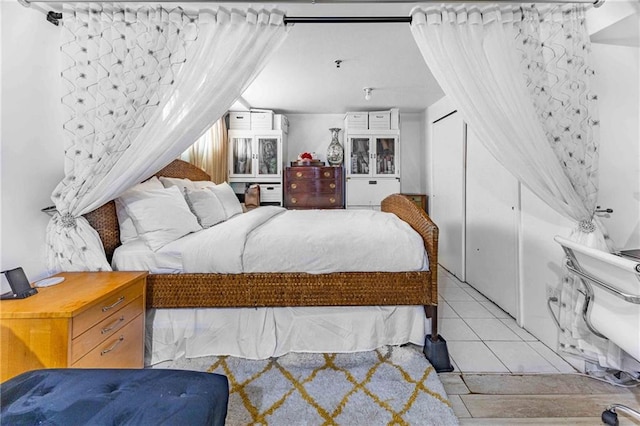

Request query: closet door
[
  {"left": 465, "top": 128, "right": 519, "bottom": 316},
  {"left": 431, "top": 111, "right": 466, "bottom": 280}
]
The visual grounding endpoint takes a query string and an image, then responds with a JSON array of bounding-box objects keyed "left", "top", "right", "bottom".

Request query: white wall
[
  {"left": 1, "top": 1, "right": 64, "bottom": 290},
  {"left": 591, "top": 42, "right": 639, "bottom": 249},
  {"left": 286, "top": 113, "right": 425, "bottom": 194}
]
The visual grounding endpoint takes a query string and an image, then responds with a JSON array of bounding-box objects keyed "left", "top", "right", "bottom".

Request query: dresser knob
[
  {"left": 329, "top": 197, "right": 336, "bottom": 204},
  {"left": 329, "top": 183, "right": 336, "bottom": 189},
  {"left": 291, "top": 183, "right": 297, "bottom": 189},
  {"left": 296, "top": 172, "right": 302, "bottom": 178},
  {"left": 291, "top": 198, "right": 297, "bottom": 204},
  {"left": 324, "top": 171, "right": 330, "bottom": 177}
]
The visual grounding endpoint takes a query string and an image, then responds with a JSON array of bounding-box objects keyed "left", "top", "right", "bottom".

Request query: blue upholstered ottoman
[{"left": 0, "top": 369, "right": 229, "bottom": 425}]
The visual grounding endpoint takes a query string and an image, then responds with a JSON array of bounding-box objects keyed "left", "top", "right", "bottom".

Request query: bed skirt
[{"left": 146, "top": 305, "right": 429, "bottom": 364}]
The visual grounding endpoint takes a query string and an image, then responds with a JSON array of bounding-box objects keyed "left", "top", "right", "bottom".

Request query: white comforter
[{"left": 181, "top": 206, "right": 427, "bottom": 273}]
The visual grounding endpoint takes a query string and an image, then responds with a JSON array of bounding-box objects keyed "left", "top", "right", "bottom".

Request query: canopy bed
[{"left": 83, "top": 160, "right": 450, "bottom": 370}]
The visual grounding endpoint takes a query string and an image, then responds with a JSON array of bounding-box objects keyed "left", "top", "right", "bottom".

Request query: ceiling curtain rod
[
  {"left": 284, "top": 16, "right": 412, "bottom": 24},
  {"left": 22, "top": 0, "right": 604, "bottom": 4},
  {"left": 20, "top": 0, "right": 605, "bottom": 26}
]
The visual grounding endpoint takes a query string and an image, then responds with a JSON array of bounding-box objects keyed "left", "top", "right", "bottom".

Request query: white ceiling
[
  {"left": 235, "top": 4, "right": 444, "bottom": 114},
  {"left": 225, "top": 2, "right": 637, "bottom": 115}
]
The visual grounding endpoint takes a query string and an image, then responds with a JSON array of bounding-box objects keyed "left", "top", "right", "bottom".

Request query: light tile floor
[{"left": 437, "top": 267, "right": 577, "bottom": 374}]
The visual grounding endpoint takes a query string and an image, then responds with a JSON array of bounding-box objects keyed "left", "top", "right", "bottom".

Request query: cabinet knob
[
  {"left": 291, "top": 183, "right": 297, "bottom": 189},
  {"left": 291, "top": 198, "right": 297, "bottom": 204},
  {"left": 329, "top": 197, "right": 336, "bottom": 204},
  {"left": 324, "top": 171, "right": 330, "bottom": 177},
  {"left": 329, "top": 183, "right": 336, "bottom": 189},
  {"left": 296, "top": 172, "right": 302, "bottom": 178}
]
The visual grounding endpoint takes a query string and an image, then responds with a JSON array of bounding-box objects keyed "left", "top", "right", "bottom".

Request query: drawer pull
[
  {"left": 329, "top": 183, "right": 336, "bottom": 189},
  {"left": 291, "top": 198, "right": 297, "bottom": 204},
  {"left": 101, "top": 335, "right": 124, "bottom": 356},
  {"left": 291, "top": 183, "right": 297, "bottom": 189},
  {"left": 296, "top": 172, "right": 302, "bottom": 178},
  {"left": 324, "top": 171, "right": 330, "bottom": 177},
  {"left": 101, "top": 316, "right": 125, "bottom": 334},
  {"left": 329, "top": 197, "right": 336, "bottom": 204},
  {"left": 102, "top": 296, "right": 125, "bottom": 312}
]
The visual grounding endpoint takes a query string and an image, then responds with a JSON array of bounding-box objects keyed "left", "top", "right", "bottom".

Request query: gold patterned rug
[{"left": 156, "top": 345, "right": 458, "bottom": 425}]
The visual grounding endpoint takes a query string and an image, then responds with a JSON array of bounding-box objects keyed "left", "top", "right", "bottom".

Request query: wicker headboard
[{"left": 84, "top": 159, "right": 211, "bottom": 262}]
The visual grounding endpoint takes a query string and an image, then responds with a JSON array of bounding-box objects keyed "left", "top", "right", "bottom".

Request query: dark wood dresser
[{"left": 284, "top": 166, "right": 344, "bottom": 209}]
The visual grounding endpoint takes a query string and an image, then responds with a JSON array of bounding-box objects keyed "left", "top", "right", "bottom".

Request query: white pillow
[
  {"left": 160, "top": 176, "right": 217, "bottom": 190},
  {"left": 210, "top": 182, "right": 243, "bottom": 219},
  {"left": 183, "top": 188, "right": 227, "bottom": 228},
  {"left": 115, "top": 177, "right": 164, "bottom": 244},
  {"left": 120, "top": 186, "right": 202, "bottom": 251}
]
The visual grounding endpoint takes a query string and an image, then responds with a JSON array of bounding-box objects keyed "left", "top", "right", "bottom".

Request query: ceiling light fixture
[{"left": 364, "top": 87, "right": 372, "bottom": 101}]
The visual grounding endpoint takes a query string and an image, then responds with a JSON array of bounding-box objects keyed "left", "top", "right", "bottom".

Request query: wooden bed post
[{"left": 424, "top": 305, "right": 439, "bottom": 343}]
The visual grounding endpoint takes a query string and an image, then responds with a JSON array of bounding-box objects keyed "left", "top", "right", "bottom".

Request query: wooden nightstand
[
  {"left": 402, "top": 193, "right": 428, "bottom": 213},
  {"left": 0, "top": 271, "right": 147, "bottom": 382}
]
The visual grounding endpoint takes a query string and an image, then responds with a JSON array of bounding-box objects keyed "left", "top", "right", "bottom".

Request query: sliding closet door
[
  {"left": 431, "top": 111, "right": 465, "bottom": 281},
  {"left": 465, "top": 128, "right": 519, "bottom": 316}
]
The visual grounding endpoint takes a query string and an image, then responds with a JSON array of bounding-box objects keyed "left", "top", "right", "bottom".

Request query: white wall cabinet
[
  {"left": 345, "top": 130, "right": 400, "bottom": 209},
  {"left": 228, "top": 129, "right": 287, "bottom": 205}
]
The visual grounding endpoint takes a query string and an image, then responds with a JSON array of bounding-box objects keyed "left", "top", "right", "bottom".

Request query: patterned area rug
[{"left": 155, "top": 345, "right": 458, "bottom": 425}]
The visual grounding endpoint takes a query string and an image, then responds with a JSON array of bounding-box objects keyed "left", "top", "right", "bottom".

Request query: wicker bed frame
[{"left": 83, "top": 159, "right": 441, "bottom": 342}]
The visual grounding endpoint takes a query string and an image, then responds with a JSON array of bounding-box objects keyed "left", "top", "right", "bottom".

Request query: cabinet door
[
  {"left": 256, "top": 136, "right": 280, "bottom": 178},
  {"left": 373, "top": 136, "right": 399, "bottom": 177},
  {"left": 229, "top": 135, "right": 254, "bottom": 177},
  {"left": 465, "top": 128, "right": 519, "bottom": 316},
  {"left": 431, "top": 111, "right": 466, "bottom": 281},
  {"left": 347, "top": 137, "right": 371, "bottom": 176}
]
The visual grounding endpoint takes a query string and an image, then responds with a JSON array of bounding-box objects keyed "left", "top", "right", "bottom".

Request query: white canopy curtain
[
  {"left": 47, "top": 4, "right": 289, "bottom": 272},
  {"left": 410, "top": 5, "right": 628, "bottom": 371}
]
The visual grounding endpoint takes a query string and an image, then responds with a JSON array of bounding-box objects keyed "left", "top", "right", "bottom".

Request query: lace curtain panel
[
  {"left": 182, "top": 118, "right": 229, "bottom": 184},
  {"left": 47, "top": 5, "right": 289, "bottom": 272},
  {"left": 411, "top": 5, "right": 627, "bottom": 371}
]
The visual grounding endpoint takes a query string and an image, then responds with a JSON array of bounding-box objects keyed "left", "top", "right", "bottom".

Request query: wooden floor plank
[
  {"left": 440, "top": 373, "right": 470, "bottom": 395},
  {"left": 460, "top": 394, "right": 640, "bottom": 418},
  {"left": 459, "top": 417, "right": 636, "bottom": 425},
  {"left": 462, "top": 374, "right": 639, "bottom": 396}
]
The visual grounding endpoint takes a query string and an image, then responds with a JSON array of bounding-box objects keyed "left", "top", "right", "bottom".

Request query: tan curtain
[{"left": 184, "top": 117, "right": 229, "bottom": 183}]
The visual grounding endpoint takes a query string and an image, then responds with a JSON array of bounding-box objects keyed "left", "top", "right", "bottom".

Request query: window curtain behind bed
[
  {"left": 47, "top": 5, "right": 289, "bottom": 272},
  {"left": 181, "top": 117, "right": 229, "bottom": 183},
  {"left": 410, "top": 5, "right": 627, "bottom": 371}
]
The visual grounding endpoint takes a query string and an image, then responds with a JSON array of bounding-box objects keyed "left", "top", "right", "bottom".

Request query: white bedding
[{"left": 112, "top": 207, "right": 430, "bottom": 363}]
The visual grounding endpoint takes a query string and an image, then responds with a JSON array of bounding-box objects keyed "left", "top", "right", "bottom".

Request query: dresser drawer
[
  {"left": 290, "top": 180, "right": 340, "bottom": 193},
  {"left": 72, "top": 278, "right": 144, "bottom": 339},
  {"left": 287, "top": 167, "right": 319, "bottom": 180},
  {"left": 72, "top": 314, "right": 144, "bottom": 369},
  {"left": 287, "top": 194, "right": 342, "bottom": 208},
  {"left": 70, "top": 296, "right": 144, "bottom": 364}
]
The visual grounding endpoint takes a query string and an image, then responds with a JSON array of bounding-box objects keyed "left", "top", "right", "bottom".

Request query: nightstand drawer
[
  {"left": 71, "top": 296, "right": 144, "bottom": 364},
  {"left": 72, "top": 278, "right": 144, "bottom": 339},
  {"left": 72, "top": 314, "right": 144, "bottom": 369}
]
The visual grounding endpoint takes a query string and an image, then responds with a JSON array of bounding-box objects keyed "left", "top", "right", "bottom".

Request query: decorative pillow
[
  {"left": 183, "top": 188, "right": 227, "bottom": 228},
  {"left": 120, "top": 186, "right": 202, "bottom": 251},
  {"left": 160, "top": 176, "right": 217, "bottom": 190},
  {"left": 210, "top": 182, "right": 243, "bottom": 219},
  {"left": 115, "top": 177, "right": 164, "bottom": 244}
]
